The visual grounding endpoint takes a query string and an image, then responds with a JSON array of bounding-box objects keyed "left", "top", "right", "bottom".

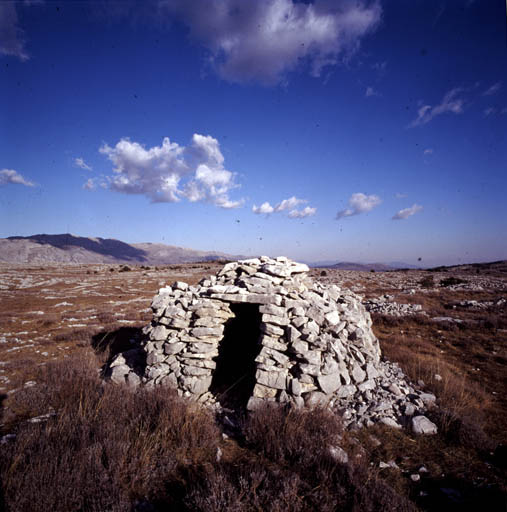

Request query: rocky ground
[{"left": 0, "top": 261, "right": 506, "bottom": 510}]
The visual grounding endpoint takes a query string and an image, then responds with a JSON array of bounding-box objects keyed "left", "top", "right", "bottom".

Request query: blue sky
[{"left": 1, "top": 0, "right": 506, "bottom": 266}]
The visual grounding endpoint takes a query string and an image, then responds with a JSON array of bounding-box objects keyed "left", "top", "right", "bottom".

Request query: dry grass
[
  {"left": 181, "top": 404, "right": 416, "bottom": 512},
  {"left": 0, "top": 355, "right": 416, "bottom": 512},
  {"left": 1, "top": 353, "right": 221, "bottom": 511},
  {"left": 0, "top": 262, "right": 220, "bottom": 394},
  {"left": 372, "top": 311, "right": 507, "bottom": 442},
  {"left": 366, "top": 299, "right": 507, "bottom": 510},
  {"left": 1, "top": 262, "right": 506, "bottom": 510}
]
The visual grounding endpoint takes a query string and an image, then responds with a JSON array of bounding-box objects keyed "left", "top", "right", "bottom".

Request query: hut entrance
[{"left": 210, "top": 303, "right": 262, "bottom": 410}]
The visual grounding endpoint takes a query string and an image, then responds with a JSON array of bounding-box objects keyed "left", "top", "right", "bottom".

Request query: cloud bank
[
  {"left": 252, "top": 196, "right": 316, "bottom": 218},
  {"left": 409, "top": 87, "right": 465, "bottom": 127},
  {"left": 0, "top": 169, "right": 35, "bottom": 187},
  {"left": 336, "top": 192, "right": 381, "bottom": 219},
  {"left": 0, "top": 2, "right": 29, "bottom": 61},
  {"left": 392, "top": 203, "right": 422, "bottom": 220},
  {"left": 100, "top": 134, "right": 242, "bottom": 208},
  {"left": 160, "top": 0, "right": 382, "bottom": 85},
  {"left": 0, "top": 1, "right": 43, "bottom": 61}
]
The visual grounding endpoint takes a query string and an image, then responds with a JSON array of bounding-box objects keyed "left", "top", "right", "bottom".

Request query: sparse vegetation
[
  {"left": 1, "top": 355, "right": 417, "bottom": 512},
  {"left": 1, "top": 354, "right": 221, "bottom": 511},
  {"left": 440, "top": 276, "right": 467, "bottom": 287},
  {"left": 419, "top": 275, "right": 434, "bottom": 288},
  {"left": 0, "top": 262, "right": 505, "bottom": 510}
]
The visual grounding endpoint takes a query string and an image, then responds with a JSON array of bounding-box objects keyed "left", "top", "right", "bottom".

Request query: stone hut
[{"left": 108, "top": 256, "right": 436, "bottom": 429}]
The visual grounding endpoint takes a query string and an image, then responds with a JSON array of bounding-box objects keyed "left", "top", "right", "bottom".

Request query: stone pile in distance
[
  {"left": 107, "top": 256, "right": 437, "bottom": 433},
  {"left": 363, "top": 295, "right": 424, "bottom": 316}
]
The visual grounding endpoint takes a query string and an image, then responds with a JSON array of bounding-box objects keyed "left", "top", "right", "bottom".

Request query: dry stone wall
[
  {"left": 106, "top": 256, "right": 437, "bottom": 431},
  {"left": 363, "top": 295, "right": 424, "bottom": 316}
]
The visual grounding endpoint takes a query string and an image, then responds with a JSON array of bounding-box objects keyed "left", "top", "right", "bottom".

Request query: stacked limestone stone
[
  {"left": 363, "top": 295, "right": 424, "bottom": 316},
  {"left": 107, "top": 256, "right": 437, "bottom": 431}
]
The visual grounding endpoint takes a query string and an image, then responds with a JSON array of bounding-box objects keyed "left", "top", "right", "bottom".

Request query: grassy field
[{"left": 0, "top": 262, "right": 505, "bottom": 510}]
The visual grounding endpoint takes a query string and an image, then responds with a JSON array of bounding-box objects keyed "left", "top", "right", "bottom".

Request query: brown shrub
[
  {"left": 1, "top": 354, "right": 221, "bottom": 511},
  {"left": 2, "top": 378, "right": 415, "bottom": 512},
  {"left": 96, "top": 311, "right": 117, "bottom": 324},
  {"left": 440, "top": 276, "right": 467, "bottom": 287},
  {"left": 183, "top": 460, "right": 304, "bottom": 512},
  {"left": 240, "top": 405, "right": 415, "bottom": 512},
  {"left": 419, "top": 275, "right": 435, "bottom": 288},
  {"left": 35, "top": 313, "right": 61, "bottom": 327},
  {"left": 244, "top": 404, "right": 343, "bottom": 467},
  {"left": 52, "top": 326, "right": 99, "bottom": 344},
  {"left": 430, "top": 408, "right": 496, "bottom": 453}
]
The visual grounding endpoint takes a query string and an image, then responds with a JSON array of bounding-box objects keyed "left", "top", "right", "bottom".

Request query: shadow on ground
[
  {"left": 91, "top": 327, "right": 147, "bottom": 378},
  {"left": 414, "top": 474, "right": 506, "bottom": 512}
]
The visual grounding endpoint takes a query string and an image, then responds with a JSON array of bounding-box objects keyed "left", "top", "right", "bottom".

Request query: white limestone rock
[{"left": 411, "top": 415, "right": 438, "bottom": 435}]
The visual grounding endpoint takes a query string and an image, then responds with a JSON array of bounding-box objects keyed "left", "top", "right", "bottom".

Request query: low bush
[
  {"left": 183, "top": 460, "right": 304, "bottom": 512},
  {"left": 440, "top": 277, "right": 467, "bottom": 287},
  {"left": 431, "top": 408, "right": 496, "bottom": 453},
  {"left": 419, "top": 275, "right": 435, "bottom": 288},
  {"left": 1, "top": 354, "right": 220, "bottom": 511},
  {"left": 240, "top": 405, "right": 415, "bottom": 512},
  {"left": 1, "top": 357, "right": 416, "bottom": 511},
  {"left": 243, "top": 404, "right": 343, "bottom": 467}
]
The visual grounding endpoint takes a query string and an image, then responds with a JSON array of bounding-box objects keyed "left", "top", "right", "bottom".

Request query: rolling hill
[{"left": 0, "top": 234, "right": 240, "bottom": 265}]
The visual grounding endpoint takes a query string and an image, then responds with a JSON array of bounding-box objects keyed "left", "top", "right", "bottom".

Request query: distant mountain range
[
  {"left": 0, "top": 233, "right": 422, "bottom": 269},
  {"left": 310, "top": 261, "right": 420, "bottom": 271},
  {"left": 0, "top": 234, "right": 241, "bottom": 265}
]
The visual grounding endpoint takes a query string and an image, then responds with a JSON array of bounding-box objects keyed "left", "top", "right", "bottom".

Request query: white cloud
[
  {"left": 274, "top": 196, "right": 305, "bottom": 212},
  {"left": 159, "top": 0, "right": 382, "bottom": 85},
  {"left": 484, "top": 107, "right": 496, "bottom": 117},
  {"left": 288, "top": 206, "right": 316, "bottom": 218},
  {"left": 100, "top": 133, "right": 242, "bottom": 208},
  {"left": 423, "top": 148, "right": 433, "bottom": 155},
  {"left": 395, "top": 192, "right": 407, "bottom": 199},
  {"left": 252, "top": 202, "right": 275, "bottom": 215},
  {"left": 409, "top": 87, "right": 465, "bottom": 127},
  {"left": 0, "top": 168, "right": 34, "bottom": 187},
  {"left": 0, "top": 2, "right": 29, "bottom": 61},
  {"left": 336, "top": 192, "right": 381, "bottom": 219},
  {"left": 82, "top": 178, "right": 96, "bottom": 190},
  {"left": 74, "top": 157, "right": 93, "bottom": 171},
  {"left": 483, "top": 82, "right": 501, "bottom": 96},
  {"left": 0, "top": 1, "right": 43, "bottom": 61},
  {"left": 392, "top": 203, "right": 422, "bottom": 220},
  {"left": 253, "top": 196, "right": 316, "bottom": 218},
  {"left": 365, "top": 86, "right": 380, "bottom": 97}
]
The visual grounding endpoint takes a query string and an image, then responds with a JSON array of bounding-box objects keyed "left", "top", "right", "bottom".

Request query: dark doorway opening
[{"left": 210, "top": 303, "right": 262, "bottom": 410}]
